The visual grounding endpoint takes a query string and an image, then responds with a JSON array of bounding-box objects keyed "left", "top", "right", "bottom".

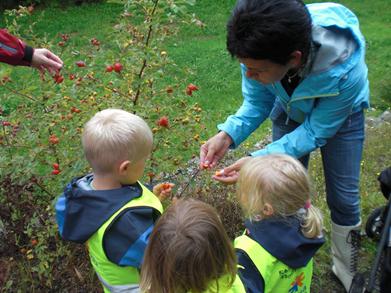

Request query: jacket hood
[
  {"left": 245, "top": 217, "right": 325, "bottom": 268},
  {"left": 55, "top": 174, "right": 142, "bottom": 243}
]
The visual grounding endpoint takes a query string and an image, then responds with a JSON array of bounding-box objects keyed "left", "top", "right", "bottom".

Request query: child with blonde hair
[
  {"left": 235, "top": 154, "right": 325, "bottom": 293},
  {"left": 140, "top": 199, "right": 246, "bottom": 293},
  {"left": 55, "top": 109, "right": 173, "bottom": 292}
]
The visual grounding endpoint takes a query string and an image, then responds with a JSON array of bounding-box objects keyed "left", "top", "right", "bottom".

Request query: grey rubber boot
[{"left": 331, "top": 221, "right": 361, "bottom": 292}]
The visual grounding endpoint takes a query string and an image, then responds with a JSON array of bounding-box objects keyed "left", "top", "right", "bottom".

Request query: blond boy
[{"left": 55, "top": 109, "right": 172, "bottom": 292}]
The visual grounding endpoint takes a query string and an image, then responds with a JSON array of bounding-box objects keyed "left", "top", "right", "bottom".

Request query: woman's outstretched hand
[
  {"left": 200, "top": 131, "right": 233, "bottom": 169},
  {"left": 212, "top": 156, "right": 253, "bottom": 184}
]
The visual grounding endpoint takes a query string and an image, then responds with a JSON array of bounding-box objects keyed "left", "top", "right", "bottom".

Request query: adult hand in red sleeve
[{"left": 31, "top": 48, "right": 63, "bottom": 74}]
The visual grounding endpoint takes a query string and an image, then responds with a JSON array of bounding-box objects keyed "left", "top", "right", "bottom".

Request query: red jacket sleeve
[{"left": 0, "top": 29, "right": 33, "bottom": 66}]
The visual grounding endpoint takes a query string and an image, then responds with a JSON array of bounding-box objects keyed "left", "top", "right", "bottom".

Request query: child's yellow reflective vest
[
  {"left": 87, "top": 183, "right": 163, "bottom": 293},
  {"left": 234, "top": 235, "right": 313, "bottom": 293}
]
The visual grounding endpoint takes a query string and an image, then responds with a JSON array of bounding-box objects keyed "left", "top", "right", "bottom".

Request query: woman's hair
[
  {"left": 82, "top": 109, "right": 153, "bottom": 175},
  {"left": 227, "top": 0, "right": 312, "bottom": 65},
  {"left": 237, "top": 154, "right": 323, "bottom": 238},
  {"left": 140, "top": 199, "right": 237, "bottom": 293}
]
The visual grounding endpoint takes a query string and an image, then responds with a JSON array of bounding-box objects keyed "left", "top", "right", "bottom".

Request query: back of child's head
[
  {"left": 140, "top": 198, "right": 237, "bottom": 293},
  {"left": 237, "top": 154, "right": 323, "bottom": 239},
  {"left": 82, "top": 109, "right": 152, "bottom": 175}
]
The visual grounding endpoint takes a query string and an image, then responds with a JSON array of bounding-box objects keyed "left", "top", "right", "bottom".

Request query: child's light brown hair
[
  {"left": 82, "top": 109, "right": 152, "bottom": 175},
  {"left": 237, "top": 154, "right": 323, "bottom": 239},
  {"left": 140, "top": 199, "right": 237, "bottom": 293}
]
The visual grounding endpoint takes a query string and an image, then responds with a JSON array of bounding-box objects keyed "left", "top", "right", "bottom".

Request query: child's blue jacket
[
  {"left": 236, "top": 217, "right": 325, "bottom": 293},
  {"left": 218, "top": 3, "right": 369, "bottom": 158},
  {"left": 55, "top": 174, "right": 160, "bottom": 268}
]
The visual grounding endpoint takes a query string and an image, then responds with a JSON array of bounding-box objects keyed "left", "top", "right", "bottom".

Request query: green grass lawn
[
  {"left": 1, "top": 0, "right": 389, "bottom": 141},
  {"left": 1, "top": 0, "right": 391, "bottom": 291}
]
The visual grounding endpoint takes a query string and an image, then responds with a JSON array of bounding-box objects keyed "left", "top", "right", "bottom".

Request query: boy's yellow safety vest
[
  {"left": 234, "top": 235, "right": 313, "bottom": 293},
  {"left": 87, "top": 183, "right": 163, "bottom": 293}
]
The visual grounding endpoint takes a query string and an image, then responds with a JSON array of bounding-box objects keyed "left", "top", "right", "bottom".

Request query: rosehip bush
[{"left": 0, "top": 1, "right": 202, "bottom": 290}]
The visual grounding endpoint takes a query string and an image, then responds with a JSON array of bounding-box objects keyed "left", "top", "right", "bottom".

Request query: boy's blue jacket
[
  {"left": 55, "top": 174, "right": 160, "bottom": 268},
  {"left": 236, "top": 217, "right": 325, "bottom": 293},
  {"left": 218, "top": 3, "right": 369, "bottom": 158}
]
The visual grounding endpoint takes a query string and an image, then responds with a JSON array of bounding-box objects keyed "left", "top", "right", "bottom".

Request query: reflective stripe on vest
[
  {"left": 234, "top": 235, "right": 312, "bottom": 293},
  {"left": 88, "top": 183, "right": 163, "bottom": 291}
]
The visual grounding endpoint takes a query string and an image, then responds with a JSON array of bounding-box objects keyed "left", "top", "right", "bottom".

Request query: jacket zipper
[{"left": 272, "top": 83, "right": 339, "bottom": 124}]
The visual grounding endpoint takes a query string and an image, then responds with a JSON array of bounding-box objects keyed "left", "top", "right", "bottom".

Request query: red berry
[
  {"left": 157, "top": 116, "right": 169, "bottom": 128},
  {"left": 54, "top": 73, "right": 64, "bottom": 84},
  {"left": 76, "top": 61, "right": 86, "bottom": 67},
  {"left": 215, "top": 170, "right": 225, "bottom": 177},
  {"left": 187, "top": 83, "right": 199, "bottom": 91},
  {"left": 186, "top": 88, "right": 193, "bottom": 96},
  {"left": 71, "top": 107, "right": 81, "bottom": 113},
  {"left": 53, "top": 163, "right": 60, "bottom": 170},
  {"left": 162, "top": 183, "right": 171, "bottom": 190},
  {"left": 186, "top": 83, "right": 199, "bottom": 96},
  {"left": 58, "top": 41, "right": 65, "bottom": 47},
  {"left": 2, "top": 121, "right": 11, "bottom": 126},
  {"left": 51, "top": 169, "right": 61, "bottom": 175},
  {"left": 90, "top": 38, "right": 100, "bottom": 46},
  {"left": 49, "top": 134, "right": 59, "bottom": 145},
  {"left": 61, "top": 34, "right": 70, "bottom": 42},
  {"left": 106, "top": 65, "right": 113, "bottom": 72},
  {"left": 113, "top": 62, "right": 123, "bottom": 73},
  {"left": 31, "top": 239, "right": 38, "bottom": 246},
  {"left": 69, "top": 74, "right": 75, "bottom": 80}
]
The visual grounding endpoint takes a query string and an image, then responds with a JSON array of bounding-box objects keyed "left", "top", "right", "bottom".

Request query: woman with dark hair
[{"left": 200, "top": 1, "right": 369, "bottom": 291}]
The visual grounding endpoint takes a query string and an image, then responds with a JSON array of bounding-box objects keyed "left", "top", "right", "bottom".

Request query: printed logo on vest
[{"left": 288, "top": 272, "right": 305, "bottom": 293}]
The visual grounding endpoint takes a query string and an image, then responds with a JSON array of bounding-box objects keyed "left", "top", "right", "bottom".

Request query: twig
[
  {"left": 2, "top": 124, "right": 13, "bottom": 159},
  {"left": 104, "top": 86, "right": 129, "bottom": 99},
  {"left": 1, "top": 83, "right": 38, "bottom": 102},
  {"left": 48, "top": 128, "right": 60, "bottom": 165},
  {"left": 133, "top": 0, "right": 159, "bottom": 106},
  {"left": 1, "top": 144, "right": 33, "bottom": 148},
  {"left": 176, "top": 168, "right": 201, "bottom": 198},
  {"left": 32, "top": 180, "right": 53, "bottom": 198}
]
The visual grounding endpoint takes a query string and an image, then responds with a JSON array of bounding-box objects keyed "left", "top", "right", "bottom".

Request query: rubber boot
[{"left": 331, "top": 221, "right": 361, "bottom": 292}]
